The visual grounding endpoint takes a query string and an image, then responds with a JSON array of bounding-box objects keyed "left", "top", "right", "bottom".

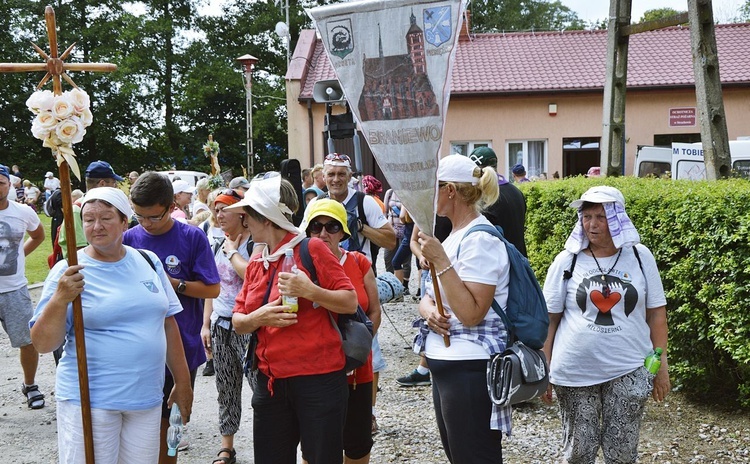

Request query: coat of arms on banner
[
  {"left": 423, "top": 6, "right": 452, "bottom": 47},
  {"left": 327, "top": 19, "right": 354, "bottom": 59},
  {"left": 358, "top": 12, "right": 440, "bottom": 122}
]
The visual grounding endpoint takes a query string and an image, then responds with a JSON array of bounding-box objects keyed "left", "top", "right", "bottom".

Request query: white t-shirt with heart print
[{"left": 543, "top": 244, "right": 667, "bottom": 387}]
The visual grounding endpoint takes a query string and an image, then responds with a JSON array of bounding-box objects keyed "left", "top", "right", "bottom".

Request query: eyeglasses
[
  {"left": 308, "top": 220, "right": 343, "bottom": 235},
  {"left": 133, "top": 207, "right": 170, "bottom": 223},
  {"left": 325, "top": 153, "right": 351, "bottom": 164}
]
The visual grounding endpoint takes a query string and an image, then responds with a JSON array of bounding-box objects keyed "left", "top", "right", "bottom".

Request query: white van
[
  {"left": 157, "top": 170, "right": 208, "bottom": 187},
  {"left": 634, "top": 140, "right": 750, "bottom": 179}
]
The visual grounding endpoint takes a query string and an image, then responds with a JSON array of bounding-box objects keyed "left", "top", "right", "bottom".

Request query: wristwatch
[
  {"left": 176, "top": 279, "right": 187, "bottom": 294},
  {"left": 226, "top": 249, "right": 239, "bottom": 260},
  {"left": 357, "top": 219, "right": 364, "bottom": 233}
]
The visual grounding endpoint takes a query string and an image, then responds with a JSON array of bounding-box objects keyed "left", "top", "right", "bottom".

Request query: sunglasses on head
[
  {"left": 221, "top": 188, "right": 244, "bottom": 199},
  {"left": 325, "top": 153, "right": 351, "bottom": 163},
  {"left": 308, "top": 220, "right": 343, "bottom": 235}
]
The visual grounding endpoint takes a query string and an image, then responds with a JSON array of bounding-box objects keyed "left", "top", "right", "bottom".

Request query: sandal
[
  {"left": 22, "top": 383, "right": 45, "bottom": 409},
  {"left": 211, "top": 447, "right": 236, "bottom": 464}
]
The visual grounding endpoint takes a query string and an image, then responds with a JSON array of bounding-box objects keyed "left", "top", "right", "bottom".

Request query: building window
[
  {"left": 450, "top": 141, "right": 491, "bottom": 157},
  {"left": 507, "top": 140, "right": 547, "bottom": 179}
]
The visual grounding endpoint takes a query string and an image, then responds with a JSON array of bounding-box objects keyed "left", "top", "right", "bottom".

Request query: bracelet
[
  {"left": 225, "top": 249, "right": 239, "bottom": 260},
  {"left": 436, "top": 263, "right": 454, "bottom": 277}
]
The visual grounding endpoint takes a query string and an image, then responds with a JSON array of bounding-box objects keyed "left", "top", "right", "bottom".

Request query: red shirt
[
  {"left": 340, "top": 251, "right": 374, "bottom": 385},
  {"left": 233, "top": 234, "right": 354, "bottom": 382}
]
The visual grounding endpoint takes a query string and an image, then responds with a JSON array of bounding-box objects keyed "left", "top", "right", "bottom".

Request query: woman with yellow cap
[{"left": 304, "top": 199, "right": 381, "bottom": 464}]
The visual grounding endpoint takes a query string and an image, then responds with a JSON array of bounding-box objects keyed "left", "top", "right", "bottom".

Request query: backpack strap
[
  {"left": 298, "top": 237, "right": 317, "bottom": 284},
  {"left": 456, "top": 224, "right": 514, "bottom": 340},
  {"left": 356, "top": 190, "right": 368, "bottom": 227},
  {"left": 633, "top": 244, "right": 647, "bottom": 296},
  {"left": 136, "top": 249, "right": 157, "bottom": 272},
  {"left": 563, "top": 252, "right": 578, "bottom": 280}
]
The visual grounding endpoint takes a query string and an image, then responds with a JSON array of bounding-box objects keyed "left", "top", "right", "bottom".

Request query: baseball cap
[
  {"left": 172, "top": 179, "right": 195, "bottom": 195},
  {"left": 586, "top": 166, "right": 601, "bottom": 177},
  {"left": 304, "top": 198, "right": 351, "bottom": 239},
  {"left": 45, "top": 171, "right": 54, "bottom": 178},
  {"left": 569, "top": 186, "right": 626, "bottom": 209},
  {"left": 0, "top": 165, "right": 9, "bottom": 180},
  {"left": 437, "top": 154, "right": 481, "bottom": 185},
  {"left": 469, "top": 147, "right": 498, "bottom": 168},
  {"left": 229, "top": 176, "right": 251, "bottom": 190},
  {"left": 85, "top": 160, "right": 123, "bottom": 181},
  {"left": 511, "top": 164, "right": 526, "bottom": 175}
]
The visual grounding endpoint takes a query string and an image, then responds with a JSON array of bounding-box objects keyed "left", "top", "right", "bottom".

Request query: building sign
[{"left": 669, "top": 107, "right": 696, "bottom": 127}]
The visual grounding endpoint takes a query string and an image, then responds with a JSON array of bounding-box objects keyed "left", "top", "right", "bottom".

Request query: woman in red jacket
[{"left": 230, "top": 176, "right": 357, "bottom": 464}]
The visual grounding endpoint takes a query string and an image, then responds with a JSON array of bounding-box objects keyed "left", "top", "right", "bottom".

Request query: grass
[{"left": 26, "top": 213, "right": 53, "bottom": 285}]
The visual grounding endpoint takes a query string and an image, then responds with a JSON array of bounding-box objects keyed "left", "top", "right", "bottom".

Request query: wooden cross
[{"left": 0, "top": 7, "right": 117, "bottom": 464}]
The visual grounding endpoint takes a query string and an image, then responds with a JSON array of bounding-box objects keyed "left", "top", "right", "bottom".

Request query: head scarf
[
  {"left": 564, "top": 186, "right": 640, "bottom": 253},
  {"left": 80, "top": 187, "right": 133, "bottom": 219},
  {"left": 360, "top": 175, "right": 382, "bottom": 195},
  {"left": 225, "top": 175, "right": 305, "bottom": 268}
]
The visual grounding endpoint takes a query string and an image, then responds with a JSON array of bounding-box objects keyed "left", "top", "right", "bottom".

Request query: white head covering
[
  {"left": 564, "top": 186, "right": 640, "bottom": 253},
  {"left": 437, "top": 154, "right": 481, "bottom": 185},
  {"left": 80, "top": 187, "right": 133, "bottom": 219},
  {"left": 225, "top": 175, "right": 305, "bottom": 268}
]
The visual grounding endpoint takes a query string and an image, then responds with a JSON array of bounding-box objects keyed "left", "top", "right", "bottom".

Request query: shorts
[
  {"left": 0, "top": 287, "right": 33, "bottom": 348},
  {"left": 371, "top": 333, "right": 387, "bottom": 373}
]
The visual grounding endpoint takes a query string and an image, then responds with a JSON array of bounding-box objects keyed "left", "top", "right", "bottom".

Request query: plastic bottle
[
  {"left": 281, "top": 248, "right": 299, "bottom": 313},
  {"left": 166, "top": 403, "right": 183, "bottom": 457},
  {"left": 644, "top": 347, "right": 663, "bottom": 374}
]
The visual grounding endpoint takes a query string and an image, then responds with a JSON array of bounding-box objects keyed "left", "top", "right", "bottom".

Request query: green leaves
[{"left": 525, "top": 177, "right": 750, "bottom": 407}]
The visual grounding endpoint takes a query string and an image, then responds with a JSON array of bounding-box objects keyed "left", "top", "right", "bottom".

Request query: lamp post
[{"left": 237, "top": 54, "right": 258, "bottom": 177}]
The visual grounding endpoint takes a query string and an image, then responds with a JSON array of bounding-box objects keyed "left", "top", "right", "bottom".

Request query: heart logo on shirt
[{"left": 590, "top": 290, "right": 621, "bottom": 313}]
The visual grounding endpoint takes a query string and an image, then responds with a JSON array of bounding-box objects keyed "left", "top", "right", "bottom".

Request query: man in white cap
[
  {"left": 0, "top": 164, "right": 46, "bottom": 409},
  {"left": 43, "top": 171, "right": 60, "bottom": 201},
  {"left": 306, "top": 153, "right": 396, "bottom": 268},
  {"left": 171, "top": 179, "right": 195, "bottom": 222}
]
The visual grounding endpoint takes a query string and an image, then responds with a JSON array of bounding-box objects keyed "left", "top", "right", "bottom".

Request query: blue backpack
[{"left": 457, "top": 224, "right": 549, "bottom": 349}]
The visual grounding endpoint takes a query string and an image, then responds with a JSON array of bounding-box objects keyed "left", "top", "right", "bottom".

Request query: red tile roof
[{"left": 294, "top": 23, "right": 750, "bottom": 99}]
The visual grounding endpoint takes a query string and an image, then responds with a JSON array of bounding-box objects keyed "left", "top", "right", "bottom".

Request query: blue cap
[
  {"left": 85, "top": 160, "right": 123, "bottom": 181},
  {"left": 511, "top": 163, "right": 526, "bottom": 175},
  {"left": 0, "top": 164, "right": 9, "bottom": 180}
]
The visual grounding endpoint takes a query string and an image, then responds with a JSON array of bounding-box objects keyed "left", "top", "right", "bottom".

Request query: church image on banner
[
  {"left": 358, "top": 11, "right": 440, "bottom": 122},
  {"left": 286, "top": 18, "right": 750, "bottom": 181}
]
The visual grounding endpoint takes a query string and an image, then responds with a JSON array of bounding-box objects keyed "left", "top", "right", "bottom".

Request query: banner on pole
[{"left": 308, "top": 0, "right": 464, "bottom": 235}]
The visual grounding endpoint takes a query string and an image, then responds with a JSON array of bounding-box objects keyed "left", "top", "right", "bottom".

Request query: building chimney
[{"left": 459, "top": 10, "right": 471, "bottom": 41}]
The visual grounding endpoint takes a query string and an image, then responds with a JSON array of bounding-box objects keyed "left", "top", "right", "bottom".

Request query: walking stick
[
  {"left": 0, "top": 7, "right": 117, "bottom": 462},
  {"left": 429, "top": 264, "right": 450, "bottom": 347}
]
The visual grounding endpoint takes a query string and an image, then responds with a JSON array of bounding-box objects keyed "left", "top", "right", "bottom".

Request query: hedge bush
[{"left": 520, "top": 177, "right": 750, "bottom": 407}]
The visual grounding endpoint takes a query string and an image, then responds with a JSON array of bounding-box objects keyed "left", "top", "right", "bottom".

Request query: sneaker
[
  {"left": 403, "top": 286, "right": 410, "bottom": 296},
  {"left": 178, "top": 426, "right": 189, "bottom": 451},
  {"left": 202, "top": 359, "right": 215, "bottom": 376},
  {"left": 396, "top": 369, "right": 431, "bottom": 387}
]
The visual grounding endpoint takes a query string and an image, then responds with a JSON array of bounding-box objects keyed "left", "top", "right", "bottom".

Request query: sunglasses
[
  {"left": 221, "top": 188, "right": 244, "bottom": 199},
  {"left": 308, "top": 220, "right": 343, "bottom": 235},
  {"left": 325, "top": 153, "right": 351, "bottom": 163}
]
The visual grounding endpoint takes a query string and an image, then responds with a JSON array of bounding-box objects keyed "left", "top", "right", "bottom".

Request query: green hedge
[{"left": 521, "top": 177, "right": 750, "bottom": 407}]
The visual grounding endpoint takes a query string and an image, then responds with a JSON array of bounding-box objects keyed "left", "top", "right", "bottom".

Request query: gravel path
[{"left": 1, "top": 284, "right": 748, "bottom": 463}]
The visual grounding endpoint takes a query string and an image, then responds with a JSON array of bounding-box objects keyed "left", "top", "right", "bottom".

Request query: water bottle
[
  {"left": 281, "top": 248, "right": 299, "bottom": 313},
  {"left": 644, "top": 347, "right": 663, "bottom": 374},
  {"left": 166, "top": 403, "right": 183, "bottom": 457}
]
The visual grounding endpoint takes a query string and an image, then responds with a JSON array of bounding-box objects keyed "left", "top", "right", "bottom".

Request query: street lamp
[{"left": 237, "top": 54, "right": 258, "bottom": 177}]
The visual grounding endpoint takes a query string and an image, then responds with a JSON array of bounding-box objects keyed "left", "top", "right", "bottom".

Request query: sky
[{"left": 560, "top": 0, "right": 745, "bottom": 25}]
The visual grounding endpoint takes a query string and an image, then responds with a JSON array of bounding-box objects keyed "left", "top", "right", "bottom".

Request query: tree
[
  {"left": 469, "top": 0, "right": 586, "bottom": 32},
  {"left": 639, "top": 7, "right": 685, "bottom": 24}
]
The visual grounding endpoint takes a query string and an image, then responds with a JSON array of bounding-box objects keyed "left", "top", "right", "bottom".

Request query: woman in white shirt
[{"left": 413, "top": 154, "right": 508, "bottom": 463}]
